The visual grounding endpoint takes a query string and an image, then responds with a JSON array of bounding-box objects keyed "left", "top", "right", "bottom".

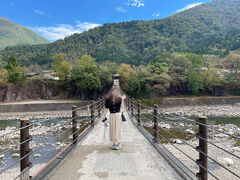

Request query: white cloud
[
  {"left": 127, "top": 0, "right": 144, "bottom": 8},
  {"left": 76, "top": 22, "right": 101, "bottom": 31},
  {"left": 34, "top": 9, "right": 45, "bottom": 15},
  {"left": 116, "top": 7, "right": 127, "bottom": 13},
  {"left": 152, "top": 13, "right": 160, "bottom": 17},
  {"left": 31, "top": 22, "right": 100, "bottom": 41},
  {"left": 176, "top": 2, "right": 203, "bottom": 13}
]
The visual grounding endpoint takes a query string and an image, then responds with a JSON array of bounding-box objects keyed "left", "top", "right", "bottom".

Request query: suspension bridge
[{"left": 0, "top": 80, "right": 239, "bottom": 180}]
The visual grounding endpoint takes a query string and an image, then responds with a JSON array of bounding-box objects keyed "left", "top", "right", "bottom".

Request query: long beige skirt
[{"left": 109, "top": 112, "right": 122, "bottom": 144}]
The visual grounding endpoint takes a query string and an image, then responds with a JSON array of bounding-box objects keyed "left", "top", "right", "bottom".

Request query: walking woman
[{"left": 103, "top": 87, "right": 125, "bottom": 150}]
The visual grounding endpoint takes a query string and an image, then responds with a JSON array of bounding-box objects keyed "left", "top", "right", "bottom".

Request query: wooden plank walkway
[{"left": 49, "top": 110, "right": 182, "bottom": 180}]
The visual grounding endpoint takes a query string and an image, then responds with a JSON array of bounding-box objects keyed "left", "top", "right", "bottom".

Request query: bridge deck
[{"left": 49, "top": 111, "right": 182, "bottom": 180}]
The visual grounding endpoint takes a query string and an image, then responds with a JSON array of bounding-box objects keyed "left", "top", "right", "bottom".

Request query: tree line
[
  {"left": 118, "top": 52, "right": 240, "bottom": 97},
  {"left": 1, "top": 51, "right": 239, "bottom": 98}
]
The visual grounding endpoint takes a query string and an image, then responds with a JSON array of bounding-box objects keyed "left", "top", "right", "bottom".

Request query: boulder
[
  {"left": 172, "top": 139, "right": 183, "bottom": 144},
  {"left": 185, "top": 129, "right": 195, "bottom": 134},
  {"left": 12, "top": 153, "right": 20, "bottom": 158},
  {"left": 0, "top": 154, "right": 5, "bottom": 159},
  {"left": 233, "top": 147, "right": 240, "bottom": 152},
  {"left": 161, "top": 124, "right": 171, "bottom": 129},
  {"left": 34, "top": 154, "right": 41, "bottom": 158}
]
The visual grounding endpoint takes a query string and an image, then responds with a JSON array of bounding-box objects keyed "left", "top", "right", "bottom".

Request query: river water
[
  {"left": 0, "top": 117, "right": 90, "bottom": 176},
  {"left": 142, "top": 116, "right": 240, "bottom": 145}
]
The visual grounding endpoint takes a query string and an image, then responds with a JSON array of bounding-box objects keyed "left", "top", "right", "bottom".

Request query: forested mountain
[
  {"left": 0, "top": 17, "right": 49, "bottom": 50},
  {"left": 1, "top": 0, "right": 240, "bottom": 66}
]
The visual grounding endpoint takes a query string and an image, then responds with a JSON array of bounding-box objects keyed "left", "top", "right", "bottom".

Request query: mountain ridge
[
  {"left": 1, "top": 0, "right": 240, "bottom": 66},
  {"left": 0, "top": 17, "right": 50, "bottom": 50}
]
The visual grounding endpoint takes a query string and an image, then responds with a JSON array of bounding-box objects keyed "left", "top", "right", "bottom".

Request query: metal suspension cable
[
  {"left": 140, "top": 114, "right": 240, "bottom": 179},
  {"left": 130, "top": 113, "right": 219, "bottom": 180},
  {"left": 14, "top": 136, "right": 72, "bottom": 180},
  {"left": 147, "top": 112, "right": 240, "bottom": 160},
  {"left": 31, "top": 116, "right": 73, "bottom": 126},
  {"left": 13, "top": 116, "right": 95, "bottom": 179},
  {"left": 0, "top": 124, "right": 32, "bottom": 138},
  {"left": 12, "top": 163, "right": 32, "bottom": 180},
  {"left": 0, "top": 98, "right": 105, "bottom": 179},
  {"left": 130, "top": 117, "right": 196, "bottom": 180},
  {"left": 157, "top": 114, "right": 240, "bottom": 140},
  {"left": 194, "top": 144, "right": 240, "bottom": 179},
  {"left": 127, "top": 96, "right": 240, "bottom": 179},
  {"left": 195, "top": 134, "right": 240, "bottom": 160},
  {"left": 149, "top": 127, "right": 219, "bottom": 180},
  {"left": 12, "top": 118, "right": 92, "bottom": 180},
  {"left": 129, "top": 95, "right": 240, "bottom": 140},
  {"left": 75, "top": 96, "right": 106, "bottom": 111},
  {"left": 0, "top": 150, "right": 32, "bottom": 175},
  {"left": 127, "top": 98, "right": 154, "bottom": 110}
]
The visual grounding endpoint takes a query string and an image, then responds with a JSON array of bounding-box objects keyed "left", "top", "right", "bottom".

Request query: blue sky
[{"left": 1, "top": 0, "right": 211, "bottom": 41}]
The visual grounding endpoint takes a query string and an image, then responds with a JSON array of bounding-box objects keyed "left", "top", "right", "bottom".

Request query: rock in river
[
  {"left": 12, "top": 153, "right": 20, "bottom": 158},
  {"left": 185, "top": 129, "right": 195, "bottom": 134},
  {"left": 34, "top": 154, "right": 41, "bottom": 158},
  {"left": 172, "top": 139, "right": 183, "bottom": 144}
]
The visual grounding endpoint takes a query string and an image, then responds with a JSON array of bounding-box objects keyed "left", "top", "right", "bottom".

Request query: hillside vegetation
[
  {"left": 0, "top": 17, "right": 49, "bottom": 50},
  {"left": 0, "top": 0, "right": 240, "bottom": 66}
]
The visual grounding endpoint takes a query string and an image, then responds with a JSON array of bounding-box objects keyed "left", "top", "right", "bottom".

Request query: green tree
[
  {"left": 0, "top": 55, "right": 3, "bottom": 69},
  {"left": 99, "top": 64, "right": 113, "bottom": 88},
  {"left": 166, "top": 53, "right": 192, "bottom": 93},
  {"left": 5, "top": 55, "right": 26, "bottom": 83},
  {"left": 72, "top": 55, "right": 102, "bottom": 91},
  {"left": 0, "top": 69, "right": 7, "bottom": 85},
  {"left": 51, "top": 53, "right": 67, "bottom": 70},
  {"left": 187, "top": 69, "right": 203, "bottom": 95},
  {"left": 222, "top": 52, "right": 240, "bottom": 81},
  {"left": 56, "top": 60, "right": 72, "bottom": 81},
  {"left": 201, "top": 66, "right": 223, "bottom": 93},
  {"left": 185, "top": 53, "right": 203, "bottom": 68},
  {"left": 117, "top": 64, "right": 133, "bottom": 93}
]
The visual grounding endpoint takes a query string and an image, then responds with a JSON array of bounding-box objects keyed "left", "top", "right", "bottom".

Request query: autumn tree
[
  {"left": 51, "top": 53, "right": 72, "bottom": 82},
  {"left": 72, "top": 55, "right": 102, "bottom": 91}
]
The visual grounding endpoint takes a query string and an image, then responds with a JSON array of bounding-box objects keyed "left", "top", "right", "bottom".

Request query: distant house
[
  {"left": 41, "top": 70, "right": 55, "bottom": 75},
  {"left": 43, "top": 74, "right": 59, "bottom": 80},
  {"left": 26, "top": 72, "right": 38, "bottom": 78}
]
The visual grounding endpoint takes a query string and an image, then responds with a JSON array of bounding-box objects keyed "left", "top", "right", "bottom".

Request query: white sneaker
[
  {"left": 115, "top": 144, "right": 121, "bottom": 150},
  {"left": 112, "top": 144, "right": 116, "bottom": 150}
]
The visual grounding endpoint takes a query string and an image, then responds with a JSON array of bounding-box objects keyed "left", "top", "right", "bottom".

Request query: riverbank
[
  {"left": 156, "top": 96, "right": 240, "bottom": 107},
  {"left": 160, "top": 104, "right": 240, "bottom": 117},
  {"left": 0, "top": 100, "right": 89, "bottom": 113}
]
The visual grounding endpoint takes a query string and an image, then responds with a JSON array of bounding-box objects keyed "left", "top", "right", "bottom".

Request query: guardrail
[
  {"left": 0, "top": 97, "right": 106, "bottom": 180},
  {"left": 125, "top": 97, "right": 240, "bottom": 180}
]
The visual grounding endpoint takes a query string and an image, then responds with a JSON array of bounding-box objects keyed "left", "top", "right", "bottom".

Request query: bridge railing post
[
  {"left": 125, "top": 97, "right": 128, "bottom": 109},
  {"left": 153, "top": 105, "right": 158, "bottom": 142},
  {"left": 97, "top": 98, "right": 101, "bottom": 117},
  {"left": 20, "top": 117, "right": 31, "bottom": 180},
  {"left": 137, "top": 100, "right": 141, "bottom": 126},
  {"left": 72, "top": 105, "right": 78, "bottom": 144},
  {"left": 91, "top": 100, "right": 95, "bottom": 126},
  {"left": 131, "top": 100, "right": 134, "bottom": 116},
  {"left": 196, "top": 116, "right": 208, "bottom": 180}
]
